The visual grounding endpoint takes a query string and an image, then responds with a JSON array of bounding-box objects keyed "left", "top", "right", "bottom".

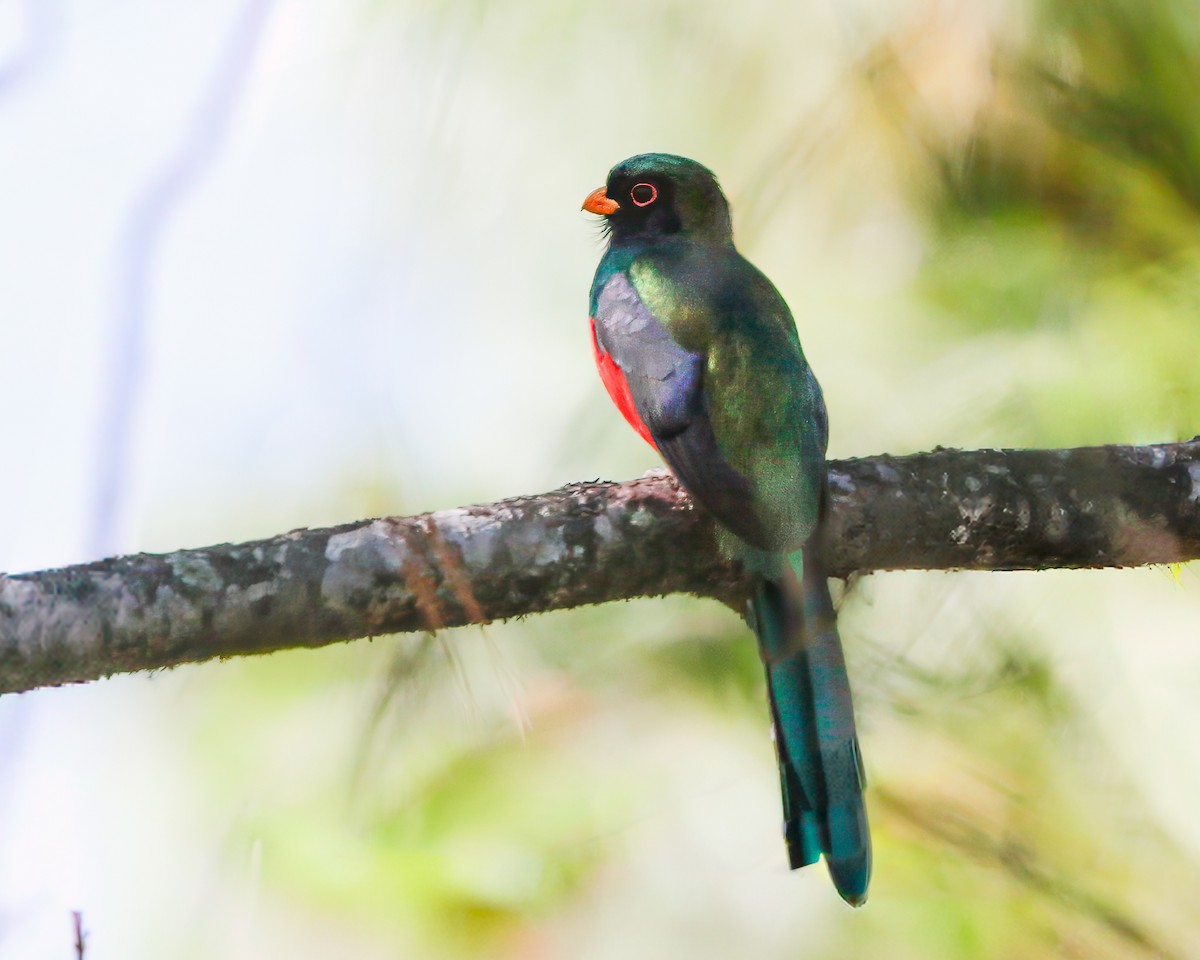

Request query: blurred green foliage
[
  {"left": 176, "top": 1, "right": 1200, "bottom": 957},
  {"left": 916, "top": 0, "right": 1200, "bottom": 445}
]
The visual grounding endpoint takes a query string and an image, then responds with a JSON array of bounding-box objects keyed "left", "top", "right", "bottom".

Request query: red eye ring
[{"left": 630, "top": 182, "right": 657, "bottom": 207}]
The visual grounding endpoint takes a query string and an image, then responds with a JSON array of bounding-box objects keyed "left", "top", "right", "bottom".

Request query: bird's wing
[{"left": 592, "top": 270, "right": 776, "bottom": 548}]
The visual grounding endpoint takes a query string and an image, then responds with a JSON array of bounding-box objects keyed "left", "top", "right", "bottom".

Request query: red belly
[{"left": 590, "top": 316, "right": 655, "bottom": 447}]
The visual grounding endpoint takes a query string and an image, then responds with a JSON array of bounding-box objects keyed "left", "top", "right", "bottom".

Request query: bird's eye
[{"left": 630, "top": 182, "right": 657, "bottom": 207}]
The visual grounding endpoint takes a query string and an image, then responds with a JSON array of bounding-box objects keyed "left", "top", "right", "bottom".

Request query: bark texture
[{"left": 1, "top": 441, "right": 1198, "bottom": 696}]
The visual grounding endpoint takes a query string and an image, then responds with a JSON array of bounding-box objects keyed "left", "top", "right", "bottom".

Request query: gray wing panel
[
  {"left": 594, "top": 272, "right": 775, "bottom": 549},
  {"left": 593, "top": 273, "right": 701, "bottom": 439}
]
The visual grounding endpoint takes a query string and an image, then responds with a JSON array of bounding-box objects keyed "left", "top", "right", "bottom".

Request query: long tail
[{"left": 749, "top": 539, "right": 871, "bottom": 906}]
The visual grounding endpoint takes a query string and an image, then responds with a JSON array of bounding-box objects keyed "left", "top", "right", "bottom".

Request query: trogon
[{"left": 582, "top": 153, "right": 871, "bottom": 905}]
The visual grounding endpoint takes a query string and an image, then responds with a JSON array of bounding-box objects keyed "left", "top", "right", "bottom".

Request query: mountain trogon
[{"left": 582, "top": 153, "right": 870, "bottom": 905}]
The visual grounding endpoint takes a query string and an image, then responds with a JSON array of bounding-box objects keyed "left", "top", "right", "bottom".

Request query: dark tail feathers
[{"left": 750, "top": 541, "right": 871, "bottom": 906}]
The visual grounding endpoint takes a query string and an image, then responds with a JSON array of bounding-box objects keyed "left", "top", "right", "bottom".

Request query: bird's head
[{"left": 582, "top": 153, "right": 733, "bottom": 247}]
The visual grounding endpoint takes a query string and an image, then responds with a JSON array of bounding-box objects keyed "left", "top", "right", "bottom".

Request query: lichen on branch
[{"left": 1, "top": 440, "right": 1197, "bottom": 696}]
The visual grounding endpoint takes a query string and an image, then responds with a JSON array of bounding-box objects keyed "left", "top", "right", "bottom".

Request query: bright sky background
[{"left": 0, "top": 2, "right": 740, "bottom": 953}]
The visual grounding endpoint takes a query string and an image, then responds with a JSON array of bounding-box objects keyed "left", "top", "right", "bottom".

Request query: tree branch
[{"left": 2, "top": 441, "right": 1198, "bottom": 696}]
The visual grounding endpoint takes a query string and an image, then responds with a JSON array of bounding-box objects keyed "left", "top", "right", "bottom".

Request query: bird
[{"left": 581, "top": 153, "right": 870, "bottom": 906}]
